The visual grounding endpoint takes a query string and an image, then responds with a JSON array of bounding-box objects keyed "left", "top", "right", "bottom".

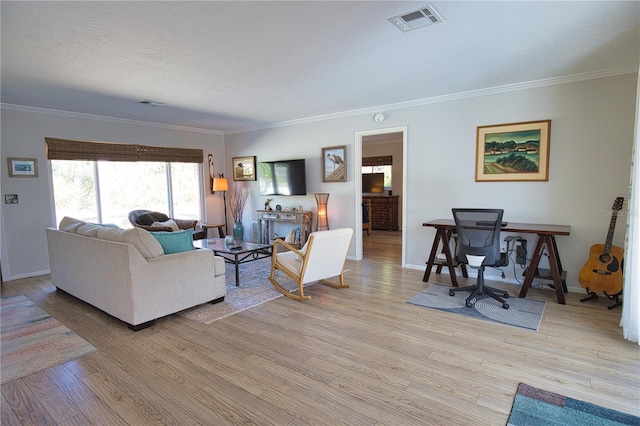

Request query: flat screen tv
[
  {"left": 362, "top": 173, "right": 385, "bottom": 194},
  {"left": 257, "top": 159, "right": 307, "bottom": 196}
]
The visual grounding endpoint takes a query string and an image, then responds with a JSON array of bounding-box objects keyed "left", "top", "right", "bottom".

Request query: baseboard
[{"left": 3, "top": 269, "right": 50, "bottom": 282}]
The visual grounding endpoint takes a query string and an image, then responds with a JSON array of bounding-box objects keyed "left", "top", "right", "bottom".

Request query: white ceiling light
[{"left": 388, "top": 5, "right": 444, "bottom": 32}]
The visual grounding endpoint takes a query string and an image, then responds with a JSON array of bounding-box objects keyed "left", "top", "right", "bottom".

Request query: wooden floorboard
[{"left": 1, "top": 230, "right": 639, "bottom": 424}]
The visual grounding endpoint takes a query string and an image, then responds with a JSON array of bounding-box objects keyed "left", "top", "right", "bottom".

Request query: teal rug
[
  {"left": 508, "top": 383, "right": 640, "bottom": 425},
  {"left": 407, "top": 283, "right": 546, "bottom": 331}
]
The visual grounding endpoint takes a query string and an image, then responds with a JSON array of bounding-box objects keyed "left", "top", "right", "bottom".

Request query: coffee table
[{"left": 194, "top": 238, "right": 272, "bottom": 286}]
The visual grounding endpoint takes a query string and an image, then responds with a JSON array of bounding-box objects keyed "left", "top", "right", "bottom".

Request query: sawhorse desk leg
[
  {"left": 519, "top": 234, "right": 567, "bottom": 304},
  {"left": 423, "top": 228, "right": 466, "bottom": 287}
]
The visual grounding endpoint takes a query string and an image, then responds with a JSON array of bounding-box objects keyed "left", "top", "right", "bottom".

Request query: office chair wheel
[
  {"left": 465, "top": 300, "right": 474, "bottom": 308},
  {"left": 502, "top": 303, "right": 509, "bottom": 309},
  {"left": 449, "top": 289, "right": 455, "bottom": 296}
]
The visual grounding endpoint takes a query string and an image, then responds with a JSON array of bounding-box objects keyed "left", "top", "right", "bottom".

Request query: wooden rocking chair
[{"left": 268, "top": 228, "right": 354, "bottom": 300}]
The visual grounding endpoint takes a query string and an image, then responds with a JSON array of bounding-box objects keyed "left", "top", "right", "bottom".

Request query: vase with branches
[{"left": 229, "top": 186, "right": 249, "bottom": 240}]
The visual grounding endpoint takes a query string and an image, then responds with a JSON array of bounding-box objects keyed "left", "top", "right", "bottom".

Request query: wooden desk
[{"left": 422, "top": 219, "right": 571, "bottom": 304}]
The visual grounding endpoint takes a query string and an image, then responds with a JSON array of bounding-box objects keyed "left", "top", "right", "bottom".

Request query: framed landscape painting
[
  {"left": 7, "top": 158, "right": 38, "bottom": 177},
  {"left": 476, "top": 120, "right": 551, "bottom": 182}
]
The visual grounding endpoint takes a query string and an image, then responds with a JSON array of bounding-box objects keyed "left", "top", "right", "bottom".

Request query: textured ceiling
[{"left": 1, "top": 1, "right": 639, "bottom": 134}]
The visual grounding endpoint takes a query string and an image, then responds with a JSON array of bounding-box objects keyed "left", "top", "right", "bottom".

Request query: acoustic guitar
[{"left": 578, "top": 197, "right": 624, "bottom": 304}]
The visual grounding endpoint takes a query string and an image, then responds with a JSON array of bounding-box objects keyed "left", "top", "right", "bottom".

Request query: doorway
[{"left": 354, "top": 126, "right": 407, "bottom": 265}]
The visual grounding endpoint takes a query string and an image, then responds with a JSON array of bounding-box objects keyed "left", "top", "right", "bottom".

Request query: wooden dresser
[{"left": 363, "top": 196, "right": 399, "bottom": 231}]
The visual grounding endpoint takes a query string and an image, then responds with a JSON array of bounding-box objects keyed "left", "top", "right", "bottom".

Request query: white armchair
[{"left": 269, "top": 228, "right": 354, "bottom": 300}]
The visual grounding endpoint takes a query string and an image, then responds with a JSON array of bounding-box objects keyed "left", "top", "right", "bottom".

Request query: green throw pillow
[{"left": 150, "top": 229, "right": 194, "bottom": 254}]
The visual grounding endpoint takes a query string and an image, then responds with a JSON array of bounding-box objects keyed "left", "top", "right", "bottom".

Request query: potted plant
[{"left": 229, "top": 186, "right": 249, "bottom": 240}]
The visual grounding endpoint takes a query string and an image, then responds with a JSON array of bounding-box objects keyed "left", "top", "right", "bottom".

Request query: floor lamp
[
  {"left": 213, "top": 175, "right": 229, "bottom": 234},
  {"left": 314, "top": 193, "right": 330, "bottom": 231}
]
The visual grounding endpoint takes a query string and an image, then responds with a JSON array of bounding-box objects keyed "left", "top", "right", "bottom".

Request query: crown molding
[
  {"left": 3, "top": 65, "right": 637, "bottom": 136},
  {"left": 226, "top": 65, "right": 639, "bottom": 134},
  {"left": 0, "top": 103, "right": 225, "bottom": 135}
]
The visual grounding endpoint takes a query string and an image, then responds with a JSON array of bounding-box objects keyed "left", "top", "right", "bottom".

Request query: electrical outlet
[{"left": 516, "top": 239, "right": 527, "bottom": 266}]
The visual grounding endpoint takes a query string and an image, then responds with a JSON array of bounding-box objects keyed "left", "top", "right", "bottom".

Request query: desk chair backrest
[{"left": 452, "top": 208, "right": 504, "bottom": 267}]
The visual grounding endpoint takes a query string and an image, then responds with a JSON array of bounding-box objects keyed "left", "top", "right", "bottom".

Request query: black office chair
[{"left": 449, "top": 208, "right": 510, "bottom": 309}]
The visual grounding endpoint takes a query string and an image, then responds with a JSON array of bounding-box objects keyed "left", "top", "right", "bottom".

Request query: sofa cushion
[
  {"left": 151, "top": 219, "right": 179, "bottom": 231},
  {"left": 77, "top": 223, "right": 119, "bottom": 237},
  {"left": 97, "top": 227, "right": 164, "bottom": 259},
  {"left": 136, "top": 212, "right": 170, "bottom": 226},
  {"left": 76, "top": 223, "right": 104, "bottom": 237},
  {"left": 59, "top": 216, "right": 86, "bottom": 233},
  {"left": 150, "top": 229, "right": 195, "bottom": 254}
]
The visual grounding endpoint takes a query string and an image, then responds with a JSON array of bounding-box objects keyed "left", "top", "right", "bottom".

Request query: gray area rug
[
  {"left": 179, "top": 258, "right": 308, "bottom": 324},
  {"left": 407, "top": 283, "right": 546, "bottom": 331}
]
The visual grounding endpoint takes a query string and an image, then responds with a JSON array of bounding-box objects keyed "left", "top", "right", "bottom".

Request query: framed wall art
[
  {"left": 476, "top": 120, "right": 551, "bottom": 182},
  {"left": 232, "top": 156, "right": 256, "bottom": 181},
  {"left": 322, "top": 145, "right": 346, "bottom": 182},
  {"left": 7, "top": 158, "right": 38, "bottom": 178}
]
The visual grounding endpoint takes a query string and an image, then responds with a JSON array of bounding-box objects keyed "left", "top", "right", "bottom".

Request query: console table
[
  {"left": 422, "top": 219, "right": 571, "bottom": 304},
  {"left": 257, "top": 210, "right": 312, "bottom": 248}
]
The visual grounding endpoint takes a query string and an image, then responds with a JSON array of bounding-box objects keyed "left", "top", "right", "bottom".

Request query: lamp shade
[
  {"left": 314, "top": 192, "right": 330, "bottom": 231},
  {"left": 213, "top": 177, "right": 229, "bottom": 192}
]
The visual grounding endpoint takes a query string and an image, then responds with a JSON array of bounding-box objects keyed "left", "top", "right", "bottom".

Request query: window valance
[
  {"left": 362, "top": 155, "right": 392, "bottom": 167},
  {"left": 45, "top": 138, "right": 203, "bottom": 163}
]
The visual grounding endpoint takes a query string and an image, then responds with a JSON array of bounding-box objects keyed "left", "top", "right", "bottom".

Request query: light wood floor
[{"left": 2, "top": 230, "right": 639, "bottom": 425}]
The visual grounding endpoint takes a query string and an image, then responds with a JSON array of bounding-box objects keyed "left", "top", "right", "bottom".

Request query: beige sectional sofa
[{"left": 46, "top": 217, "right": 226, "bottom": 330}]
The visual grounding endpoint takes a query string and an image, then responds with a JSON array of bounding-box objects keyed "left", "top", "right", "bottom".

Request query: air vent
[
  {"left": 388, "top": 5, "right": 444, "bottom": 32},
  {"left": 139, "top": 100, "right": 164, "bottom": 107}
]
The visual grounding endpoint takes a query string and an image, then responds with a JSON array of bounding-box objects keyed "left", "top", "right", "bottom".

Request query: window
[
  {"left": 52, "top": 160, "right": 201, "bottom": 228},
  {"left": 362, "top": 156, "right": 393, "bottom": 189},
  {"left": 47, "top": 138, "right": 203, "bottom": 228},
  {"left": 361, "top": 165, "right": 392, "bottom": 188}
]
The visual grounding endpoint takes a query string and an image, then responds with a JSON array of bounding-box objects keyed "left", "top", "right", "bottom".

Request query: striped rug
[
  {"left": 508, "top": 383, "right": 640, "bottom": 425},
  {"left": 1, "top": 295, "right": 96, "bottom": 384}
]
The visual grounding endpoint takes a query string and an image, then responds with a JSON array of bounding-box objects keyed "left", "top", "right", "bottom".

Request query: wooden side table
[{"left": 201, "top": 223, "right": 226, "bottom": 238}]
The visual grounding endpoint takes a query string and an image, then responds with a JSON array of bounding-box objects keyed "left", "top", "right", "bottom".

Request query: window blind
[
  {"left": 45, "top": 138, "right": 203, "bottom": 163},
  {"left": 362, "top": 155, "right": 392, "bottom": 167}
]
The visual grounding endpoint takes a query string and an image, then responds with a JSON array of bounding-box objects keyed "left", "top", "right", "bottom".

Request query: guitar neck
[
  {"left": 603, "top": 215, "right": 616, "bottom": 254},
  {"left": 604, "top": 198, "right": 624, "bottom": 254}
]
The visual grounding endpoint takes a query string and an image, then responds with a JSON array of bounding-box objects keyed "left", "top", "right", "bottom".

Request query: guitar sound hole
[{"left": 599, "top": 254, "right": 612, "bottom": 264}]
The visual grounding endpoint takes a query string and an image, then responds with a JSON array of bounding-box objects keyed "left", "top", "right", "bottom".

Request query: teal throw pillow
[{"left": 150, "top": 229, "right": 194, "bottom": 254}]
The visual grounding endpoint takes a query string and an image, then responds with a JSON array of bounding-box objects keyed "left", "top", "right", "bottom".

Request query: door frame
[{"left": 353, "top": 126, "right": 407, "bottom": 265}]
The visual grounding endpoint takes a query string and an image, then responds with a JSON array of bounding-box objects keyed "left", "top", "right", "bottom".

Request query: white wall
[
  {"left": 2, "top": 73, "right": 636, "bottom": 291},
  {"left": 1, "top": 108, "right": 225, "bottom": 280},
  {"left": 226, "top": 73, "right": 637, "bottom": 292}
]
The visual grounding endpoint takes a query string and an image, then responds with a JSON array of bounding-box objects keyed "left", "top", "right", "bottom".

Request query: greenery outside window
[{"left": 47, "top": 138, "right": 203, "bottom": 228}]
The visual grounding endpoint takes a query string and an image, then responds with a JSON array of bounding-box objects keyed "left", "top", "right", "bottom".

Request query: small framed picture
[
  {"left": 476, "top": 120, "right": 551, "bottom": 182},
  {"left": 4, "top": 194, "right": 18, "bottom": 204},
  {"left": 322, "top": 145, "right": 346, "bottom": 182},
  {"left": 7, "top": 158, "right": 38, "bottom": 178},
  {"left": 232, "top": 156, "right": 256, "bottom": 181}
]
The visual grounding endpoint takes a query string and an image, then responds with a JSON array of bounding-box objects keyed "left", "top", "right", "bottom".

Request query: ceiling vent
[
  {"left": 139, "top": 100, "right": 164, "bottom": 107},
  {"left": 388, "top": 5, "right": 444, "bottom": 32}
]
